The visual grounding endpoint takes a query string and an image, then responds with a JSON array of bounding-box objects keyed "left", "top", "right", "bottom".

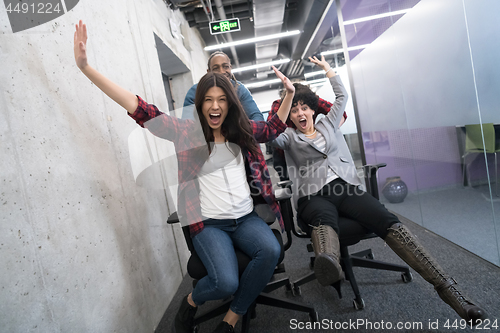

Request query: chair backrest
[{"left": 465, "top": 123, "right": 496, "bottom": 153}]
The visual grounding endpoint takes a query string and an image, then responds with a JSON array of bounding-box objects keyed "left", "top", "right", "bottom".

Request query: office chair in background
[{"left": 462, "top": 123, "right": 499, "bottom": 196}]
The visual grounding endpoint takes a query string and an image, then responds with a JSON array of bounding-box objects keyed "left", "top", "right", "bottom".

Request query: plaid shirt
[{"left": 129, "top": 96, "right": 286, "bottom": 237}]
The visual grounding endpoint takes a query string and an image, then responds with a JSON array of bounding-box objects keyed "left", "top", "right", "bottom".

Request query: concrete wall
[{"left": 0, "top": 0, "right": 208, "bottom": 331}]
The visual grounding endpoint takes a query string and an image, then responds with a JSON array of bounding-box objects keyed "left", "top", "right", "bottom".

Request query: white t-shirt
[
  {"left": 311, "top": 131, "right": 338, "bottom": 184},
  {"left": 198, "top": 142, "right": 253, "bottom": 219}
]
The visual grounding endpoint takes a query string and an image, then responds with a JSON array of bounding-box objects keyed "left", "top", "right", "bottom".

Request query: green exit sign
[{"left": 209, "top": 18, "right": 241, "bottom": 35}]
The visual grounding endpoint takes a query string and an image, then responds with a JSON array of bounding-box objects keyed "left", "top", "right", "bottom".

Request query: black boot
[
  {"left": 385, "top": 223, "right": 488, "bottom": 325},
  {"left": 173, "top": 294, "right": 198, "bottom": 333},
  {"left": 211, "top": 321, "right": 235, "bottom": 333},
  {"left": 311, "top": 224, "right": 345, "bottom": 286}
]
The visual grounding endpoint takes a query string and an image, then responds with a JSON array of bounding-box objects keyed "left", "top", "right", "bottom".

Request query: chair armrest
[
  {"left": 167, "top": 211, "right": 195, "bottom": 252},
  {"left": 276, "top": 180, "right": 293, "bottom": 189},
  {"left": 275, "top": 180, "right": 293, "bottom": 201},
  {"left": 167, "top": 211, "right": 180, "bottom": 224},
  {"left": 362, "top": 163, "right": 387, "bottom": 199},
  {"left": 362, "top": 163, "right": 387, "bottom": 173},
  {"left": 274, "top": 188, "right": 292, "bottom": 201}
]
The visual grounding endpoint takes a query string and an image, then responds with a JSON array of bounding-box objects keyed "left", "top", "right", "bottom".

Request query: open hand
[
  {"left": 308, "top": 55, "right": 330, "bottom": 72},
  {"left": 74, "top": 20, "right": 88, "bottom": 70},
  {"left": 272, "top": 66, "right": 295, "bottom": 94}
]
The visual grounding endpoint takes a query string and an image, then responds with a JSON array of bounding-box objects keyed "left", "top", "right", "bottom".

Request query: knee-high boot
[
  {"left": 385, "top": 223, "right": 488, "bottom": 325},
  {"left": 311, "top": 225, "right": 345, "bottom": 286}
]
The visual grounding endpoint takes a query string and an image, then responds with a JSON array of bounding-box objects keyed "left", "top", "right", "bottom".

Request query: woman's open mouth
[
  {"left": 298, "top": 118, "right": 307, "bottom": 129},
  {"left": 209, "top": 113, "right": 222, "bottom": 126}
]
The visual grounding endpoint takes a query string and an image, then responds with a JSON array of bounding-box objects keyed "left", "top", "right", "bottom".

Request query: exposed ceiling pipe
[
  {"left": 297, "top": 65, "right": 304, "bottom": 76},
  {"left": 288, "top": 59, "right": 301, "bottom": 77},
  {"left": 300, "top": 0, "right": 335, "bottom": 59},
  {"left": 214, "top": 0, "right": 240, "bottom": 67},
  {"left": 252, "top": 0, "right": 286, "bottom": 71},
  {"left": 199, "top": 0, "right": 222, "bottom": 52}
]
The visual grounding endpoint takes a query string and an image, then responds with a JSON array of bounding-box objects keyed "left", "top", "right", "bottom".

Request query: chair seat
[
  {"left": 187, "top": 229, "right": 284, "bottom": 280},
  {"left": 337, "top": 217, "right": 378, "bottom": 246}
]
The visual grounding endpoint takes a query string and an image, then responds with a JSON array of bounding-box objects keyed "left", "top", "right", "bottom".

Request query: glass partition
[{"left": 337, "top": 0, "right": 500, "bottom": 265}]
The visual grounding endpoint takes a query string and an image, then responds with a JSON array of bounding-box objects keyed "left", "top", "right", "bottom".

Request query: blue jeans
[{"left": 191, "top": 210, "right": 281, "bottom": 315}]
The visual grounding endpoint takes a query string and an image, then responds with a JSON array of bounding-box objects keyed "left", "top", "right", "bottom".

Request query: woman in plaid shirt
[{"left": 74, "top": 21, "right": 295, "bottom": 333}]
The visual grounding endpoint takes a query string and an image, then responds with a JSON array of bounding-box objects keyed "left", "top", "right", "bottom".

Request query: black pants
[{"left": 297, "top": 178, "right": 400, "bottom": 239}]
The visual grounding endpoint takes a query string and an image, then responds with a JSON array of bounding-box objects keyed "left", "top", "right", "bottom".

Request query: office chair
[
  {"left": 281, "top": 163, "right": 413, "bottom": 310},
  {"left": 167, "top": 192, "right": 318, "bottom": 333},
  {"left": 462, "top": 123, "right": 499, "bottom": 196}
]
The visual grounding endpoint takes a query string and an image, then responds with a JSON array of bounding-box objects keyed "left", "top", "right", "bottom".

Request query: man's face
[{"left": 208, "top": 54, "right": 232, "bottom": 79}]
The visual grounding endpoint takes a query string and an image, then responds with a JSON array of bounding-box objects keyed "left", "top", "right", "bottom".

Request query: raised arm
[
  {"left": 308, "top": 55, "right": 336, "bottom": 79},
  {"left": 74, "top": 20, "right": 138, "bottom": 114},
  {"left": 272, "top": 66, "right": 295, "bottom": 123},
  {"left": 309, "top": 55, "right": 347, "bottom": 129}
]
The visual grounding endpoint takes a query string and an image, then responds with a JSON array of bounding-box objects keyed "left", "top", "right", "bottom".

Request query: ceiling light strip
[
  {"left": 302, "top": 78, "right": 329, "bottom": 85},
  {"left": 343, "top": 9, "right": 409, "bottom": 25},
  {"left": 204, "top": 30, "right": 301, "bottom": 51},
  {"left": 304, "top": 69, "right": 333, "bottom": 78},
  {"left": 232, "top": 59, "right": 291, "bottom": 73},
  {"left": 320, "top": 44, "right": 370, "bottom": 56},
  {"left": 245, "top": 78, "right": 281, "bottom": 89}
]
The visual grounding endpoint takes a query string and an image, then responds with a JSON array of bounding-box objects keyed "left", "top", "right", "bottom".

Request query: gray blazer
[{"left": 270, "top": 75, "right": 364, "bottom": 207}]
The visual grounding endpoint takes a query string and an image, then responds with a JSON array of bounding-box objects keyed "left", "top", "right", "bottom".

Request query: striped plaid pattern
[{"left": 129, "top": 96, "right": 286, "bottom": 236}]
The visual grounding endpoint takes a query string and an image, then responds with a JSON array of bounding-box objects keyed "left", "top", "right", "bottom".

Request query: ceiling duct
[
  {"left": 213, "top": 0, "right": 240, "bottom": 67},
  {"left": 252, "top": 0, "right": 286, "bottom": 67}
]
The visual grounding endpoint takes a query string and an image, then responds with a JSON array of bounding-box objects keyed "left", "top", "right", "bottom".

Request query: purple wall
[{"left": 363, "top": 126, "right": 498, "bottom": 194}]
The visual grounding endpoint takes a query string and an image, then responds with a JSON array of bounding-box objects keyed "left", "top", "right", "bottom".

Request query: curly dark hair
[
  {"left": 291, "top": 83, "right": 319, "bottom": 112},
  {"left": 278, "top": 82, "right": 318, "bottom": 128}
]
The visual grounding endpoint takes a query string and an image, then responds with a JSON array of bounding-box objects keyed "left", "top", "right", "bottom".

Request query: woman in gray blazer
[{"left": 270, "top": 56, "right": 487, "bottom": 325}]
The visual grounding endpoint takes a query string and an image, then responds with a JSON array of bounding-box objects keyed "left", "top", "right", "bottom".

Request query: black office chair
[
  {"left": 167, "top": 190, "right": 318, "bottom": 333},
  {"left": 281, "top": 163, "right": 413, "bottom": 310}
]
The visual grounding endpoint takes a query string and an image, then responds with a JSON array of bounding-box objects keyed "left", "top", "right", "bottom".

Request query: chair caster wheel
[
  {"left": 353, "top": 298, "right": 365, "bottom": 310},
  {"left": 402, "top": 271, "right": 413, "bottom": 283},
  {"left": 309, "top": 311, "right": 319, "bottom": 322},
  {"left": 191, "top": 325, "right": 199, "bottom": 333},
  {"left": 293, "top": 285, "right": 302, "bottom": 296},
  {"left": 285, "top": 281, "right": 293, "bottom": 292},
  {"left": 366, "top": 252, "right": 374, "bottom": 260}
]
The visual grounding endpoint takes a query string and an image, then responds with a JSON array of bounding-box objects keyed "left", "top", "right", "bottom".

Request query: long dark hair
[{"left": 194, "top": 72, "right": 261, "bottom": 158}]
